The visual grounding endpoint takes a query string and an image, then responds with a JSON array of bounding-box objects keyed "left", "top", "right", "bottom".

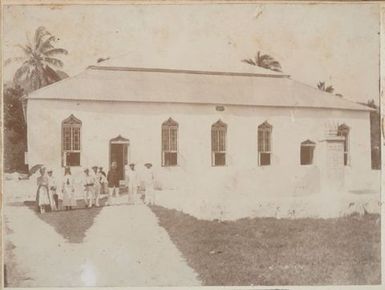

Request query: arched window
[
  {"left": 337, "top": 124, "right": 349, "bottom": 166},
  {"left": 162, "top": 118, "right": 178, "bottom": 166},
  {"left": 258, "top": 121, "right": 272, "bottom": 166},
  {"left": 300, "top": 140, "right": 315, "bottom": 165},
  {"left": 62, "top": 114, "right": 82, "bottom": 167},
  {"left": 211, "top": 120, "right": 227, "bottom": 166}
]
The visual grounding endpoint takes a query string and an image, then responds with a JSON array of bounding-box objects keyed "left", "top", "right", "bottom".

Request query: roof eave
[
  {"left": 87, "top": 65, "right": 291, "bottom": 78},
  {"left": 26, "top": 97, "right": 372, "bottom": 112}
]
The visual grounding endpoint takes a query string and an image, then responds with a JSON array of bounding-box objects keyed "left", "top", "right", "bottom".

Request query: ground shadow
[{"left": 24, "top": 198, "right": 110, "bottom": 243}]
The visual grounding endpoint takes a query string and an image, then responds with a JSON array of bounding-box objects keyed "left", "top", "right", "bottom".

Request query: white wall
[{"left": 27, "top": 99, "right": 373, "bottom": 201}]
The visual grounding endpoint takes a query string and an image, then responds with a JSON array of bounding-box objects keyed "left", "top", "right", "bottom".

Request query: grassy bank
[{"left": 150, "top": 205, "right": 380, "bottom": 286}]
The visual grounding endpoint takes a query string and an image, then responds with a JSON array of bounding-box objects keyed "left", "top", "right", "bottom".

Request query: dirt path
[{"left": 4, "top": 203, "right": 200, "bottom": 287}]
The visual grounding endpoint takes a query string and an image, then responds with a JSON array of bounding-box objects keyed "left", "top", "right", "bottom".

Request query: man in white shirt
[
  {"left": 126, "top": 163, "right": 139, "bottom": 204},
  {"left": 83, "top": 168, "right": 95, "bottom": 208}
]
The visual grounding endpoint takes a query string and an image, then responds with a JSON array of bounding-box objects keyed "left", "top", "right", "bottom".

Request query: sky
[{"left": 3, "top": 3, "right": 380, "bottom": 104}]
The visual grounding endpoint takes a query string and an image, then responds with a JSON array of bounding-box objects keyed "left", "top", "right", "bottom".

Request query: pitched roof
[{"left": 27, "top": 65, "right": 371, "bottom": 112}]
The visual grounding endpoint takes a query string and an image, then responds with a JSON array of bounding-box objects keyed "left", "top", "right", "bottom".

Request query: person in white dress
[
  {"left": 36, "top": 167, "right": 51, "bottom": 213},
  {"left": 62, "top": 167, "right": 76, "bottom": 210},
  {"left": 126, "top": 163, "right": 139, "bottom": 204},
  {"left": 143, "top": 163, "right": 155, "bottom": 205},
  {"left": 47, "top": 169, "right": 58, "bottom": 211}
]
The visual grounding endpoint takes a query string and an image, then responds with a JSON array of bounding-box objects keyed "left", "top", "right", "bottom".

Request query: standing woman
[
  {"left": 47, "top": 169, "right": 58, "bottom": 211},
  {"left": 36, "top": 167, "right": 51, "bottom": 213},
  {"left": 62, "top": 166, "right": 76, "bottom": 210}
]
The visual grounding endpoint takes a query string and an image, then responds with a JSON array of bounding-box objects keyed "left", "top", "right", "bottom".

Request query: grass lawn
[
  {"left": 150, "top": 205, "right": 381, "bottom": 286},
  {"left": 24, "top": 198, "right": 108, "bottom": 243}
]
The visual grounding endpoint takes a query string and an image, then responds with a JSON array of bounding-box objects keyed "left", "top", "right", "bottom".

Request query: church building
[{"left": 25, "top": 58, "right": 374, "bottom": 217}]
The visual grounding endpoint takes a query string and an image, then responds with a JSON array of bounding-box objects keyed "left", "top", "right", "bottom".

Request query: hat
[
  {"left": 129, "top": 163, "right": 135, "bottom": 166},
  {"left": 92, "top": 166, "right": 98, "bottom": 170},
  {"left": 144, "top": 162, "right": 152, "bottom": 167},
  {"left": 47, "top": 169, "right": 53, "bottom": 173}
]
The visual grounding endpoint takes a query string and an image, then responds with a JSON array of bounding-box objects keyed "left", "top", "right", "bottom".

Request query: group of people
[
  {"left": 125, "top": 162, "right": 156, "bottom": 205},
  {"left": 35, "top": 161, "right": 156, "bottom": 213}
]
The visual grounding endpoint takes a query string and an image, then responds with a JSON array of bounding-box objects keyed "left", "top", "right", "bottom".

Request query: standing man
[
  {"left": 143, "top": 163, "right": 155, "bottom": 205},
  {"left": 99, "top": 167, "right": 107, "bottom": 195},
  {"left": 92, "top": 166, "right": 101, "bottom": 207},
  {"left": 83, "top": 168, "right": 95, "bottom": 208},
  {"left": 107, "top": 161, "right": 120, "bottom": 205},
  {"left": 126, "top": 163, "right": 138, "bottom": 204},
  {"left": 47, "top": 169, "right": 58, "bottom": 211}
]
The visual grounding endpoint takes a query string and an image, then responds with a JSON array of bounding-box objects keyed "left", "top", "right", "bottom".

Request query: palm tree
[
  {"left": 242, "top": 51, "right": 282, "bottom": 72},
  {"left": 5, "top": 26, "right": 68, "bottom": 93},
  {"left": 317, "top": 81, "right": 334, "bottom": 94}
]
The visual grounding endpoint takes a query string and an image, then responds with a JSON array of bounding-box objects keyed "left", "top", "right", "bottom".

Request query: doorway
[{"left": 109, "top": 135, "right": 129, "bottom": 181}]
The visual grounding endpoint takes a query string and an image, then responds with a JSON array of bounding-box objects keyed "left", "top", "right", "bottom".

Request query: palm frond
[
  {"left": 242, "top": 58, "right": 256, "bottom": 66},
  {"left": 254, "top": 51, "right": 282, "bottom": 72},
  {"left": 325, "top": 86, "right": 334, "bottom": 93},
  {"left": 16, "top": 44, "right": 33, "bottom": 56},
  {"left": 14, "top": 65, "right": 31, "bottom": 83},
  {"left": 37, "top": 35, "right": 56, "bottom": 54},
  {"left": 43, "top": 57, "right": 63, "bottom": 68},
  {"left": 317, "top": 82, "right": 325, "bottom": 90},
  {"left": 43, "top": 65, "right": 62, "bottom": 83},
  {"left": 317, "top": 81, "right": 334, "bottom": 94},
  {"left": 44, "top": 48, "right": 68, "bottom": 56},
  {"left": 34, "top": 26, "right": 50, "bottom": 51},
  {"left": 4, "top": 57, "right": 27, "bottom": 66},
  {"left": 26, "top": 31, "right": 33, "bottom": 52},
  {"left": 12, "top": 27, "right": 68, "bottom": 93}
]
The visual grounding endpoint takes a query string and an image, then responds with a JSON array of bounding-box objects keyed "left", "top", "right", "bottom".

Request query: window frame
[
  {"left": 337, "top": 123, "right": 350, "bottom": 166},
  {"left": 161, "top": 117, "right": 179, "bottom": 167},
  {"left": 300, "top": 140, "right": 316, "bottom": 166},
  {"left": 211, "top": 120, "right": 227, "bottom": 167},
  {"left": 62, "top": 114, "right": 82, "bottom": 167},
  {"left": 258, "top": 121, "right": 272, "bottom": 166}
]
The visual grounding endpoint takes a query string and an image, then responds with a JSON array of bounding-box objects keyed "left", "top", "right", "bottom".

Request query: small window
[
  {"left": 162, "top": 118, "right": 178, "bottom": 166},
  {"left": 337, "top": 124, "right": 350, "bottom": 166},
  {"left": 62, "top": 114, "right": 82, "bottom": 167},
  {"left": 258, "top": 121, "right": 272, "bottom": 166},
  {"left": 211, "top": 120, "right": 227, "bottom": 166},
  {"left": 300, "top": 140, "right": 316, "bottom": 165}
]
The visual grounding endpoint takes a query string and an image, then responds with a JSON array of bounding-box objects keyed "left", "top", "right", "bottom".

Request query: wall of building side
[{"left": 27, "top": 99, "right": 373, "bottom": 199}]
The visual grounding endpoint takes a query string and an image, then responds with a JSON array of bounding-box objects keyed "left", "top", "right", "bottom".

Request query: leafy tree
[
  {"left": 4, "top": 27, "right": 68, "bottom": 172},
  {"left": 317, "top": 81, "right": 334, "bottom": 94},
  {"left": 3, "top": 84, "right": 28, "bottom": 172},
  {"left": 242, "top": 51, "right": 282, "bottom": 72},
  {"left": 5, "top": 26, "right": 68, "bottom": 93}
]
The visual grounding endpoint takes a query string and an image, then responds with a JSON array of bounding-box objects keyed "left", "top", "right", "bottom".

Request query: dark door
[{"left": 109, "top": 143, "right": 128, "bottom": 181}]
